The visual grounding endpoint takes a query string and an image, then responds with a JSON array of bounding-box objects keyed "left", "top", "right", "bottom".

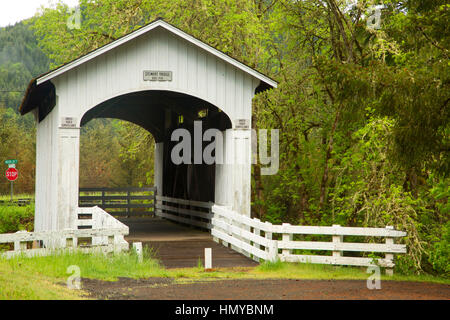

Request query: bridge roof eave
[{"left": 19, "top": 19, "right": 278, "bottom": 117}]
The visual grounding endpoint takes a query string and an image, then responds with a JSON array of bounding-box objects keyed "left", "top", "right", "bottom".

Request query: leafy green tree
[{"left": 24, "top": 0, "right": 450, "bottom": 275}]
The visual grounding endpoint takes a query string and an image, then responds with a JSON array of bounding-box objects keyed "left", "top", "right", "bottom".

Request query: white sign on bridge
[
  {"left": 60, "top": 117, "right": 77, "bottom": 128},
  {"left": 143, "top": 70, "right": 172, "bottom": 81}
]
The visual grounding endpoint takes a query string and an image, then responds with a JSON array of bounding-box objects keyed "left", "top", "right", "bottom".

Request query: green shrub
[
  {"left": 0, "top": 204, "right": 34, "bottom": 233},
  {"left": 428, "top": 222, "right": 450, "bottom": 277}
]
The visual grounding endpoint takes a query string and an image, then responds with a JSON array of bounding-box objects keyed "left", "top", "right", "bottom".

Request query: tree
[{"left": 28, "top": 0, "right": 450, "bottom": 275}]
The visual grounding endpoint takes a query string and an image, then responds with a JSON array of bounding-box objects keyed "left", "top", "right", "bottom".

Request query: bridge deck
[{"left": 121, "top": 217, "right": 259, "bottom": 269}]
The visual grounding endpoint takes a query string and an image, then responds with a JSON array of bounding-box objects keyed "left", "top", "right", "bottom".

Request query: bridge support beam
[
  {"left": 154, "top": 142, "right": 164, "bottom": 196},
  {"left": 215, "top": 129, "right": 251, "bottom": 217},
  {"left": 35, "top": 104, "right": 80, "bottom": 232}
]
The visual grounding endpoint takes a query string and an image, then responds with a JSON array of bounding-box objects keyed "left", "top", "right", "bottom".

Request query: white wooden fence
[
  {"left": 1, "top": 196, "right": 407, "bottom": 274},
  {"left": 155, "top": 196, "right": 407, "bottom": 275},
  {"left": 0, "top": 206, "right": 129, "bottom": 259},
  {"left": 77, "top": 206, "right": 129, "bottom": 246},
  {"left": 155, "top": 195, "right": 213, "bottom": 229}
]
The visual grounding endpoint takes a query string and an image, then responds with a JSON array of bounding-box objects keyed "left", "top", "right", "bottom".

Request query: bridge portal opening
[{"left": 79, "top": 90, "right": 231, "bottom": 204}]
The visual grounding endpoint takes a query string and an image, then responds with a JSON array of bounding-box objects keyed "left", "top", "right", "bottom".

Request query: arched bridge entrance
[{"left": 19, "top": 19, "right": 276, "bottom": 233}]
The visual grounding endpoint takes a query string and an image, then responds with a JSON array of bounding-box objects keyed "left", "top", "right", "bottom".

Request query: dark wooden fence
[
  {"left": 0, "top": 199, "right": 33, "bottom": 206},
  {"left": 79, "top": 187, "right": 156, "bottom": 217}
]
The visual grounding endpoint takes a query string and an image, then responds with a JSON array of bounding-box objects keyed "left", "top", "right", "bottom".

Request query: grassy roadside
[
  {"left": 0, "top": 194, "right": 34, "bottom": 201},
  {"left": 165, "top": 260, "right": 450, "bottom": 285},
  {"left": 0, "top": 260, "right": 87, "bottom": 300},
  {"left": 1, "top": 250, "right": 448, "bottom": 300},
  {"left": 0, "top": 250, "right": 161, "bottom": 300}
]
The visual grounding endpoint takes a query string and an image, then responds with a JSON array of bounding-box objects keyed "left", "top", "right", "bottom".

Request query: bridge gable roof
[{"left": 36, "top": 19, "right": 277, "bottom": 87}]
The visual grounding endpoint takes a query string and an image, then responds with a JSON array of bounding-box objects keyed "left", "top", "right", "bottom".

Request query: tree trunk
[{"left": 319, "top": 107, "right": 341, "bottom": 211}]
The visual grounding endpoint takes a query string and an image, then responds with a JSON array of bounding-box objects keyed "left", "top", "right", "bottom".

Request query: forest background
[{"left": 0, "top": 0, "right": 448, "bottom": 276}]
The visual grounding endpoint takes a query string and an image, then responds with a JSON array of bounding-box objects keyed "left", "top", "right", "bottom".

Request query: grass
[
  {"left": 0, "top": 203, "right": 34, "bottom": 233},
  {"left": 0, "top": 248, "right": 165, "bottom": 300},
  {"left": 1, "top": 248, "right": 167, "bottom": 282},
  {"left": 0, "top": 259, "right": 87, "bottom": 300},
  {"left": 1, "top": 251, "right": 449, "bottom": 300},
  {"left": 160, "top": 260, "right": 450, "bottom": 285},
  {"left": 252, "top": 260, "right": 450, "bottom": 284},
  {"left": 0, "top": 193, "right": 34, "bottom": 201}
]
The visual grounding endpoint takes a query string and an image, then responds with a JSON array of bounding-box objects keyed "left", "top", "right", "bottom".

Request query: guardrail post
[
  {"left": 252, "top": 218, "right": 261, "bottom": 262},
  {"left": 268, "top": 238, "right": 278, "bottom": 262},
  {"left": 110, "top": 235, "right": 119, "bottom": 254},
  {"left": 14, "top": 231, "right": 27, "bottom": 251},
  {"left": 133, "top": 242, "right": 143, "bottom": 262},
  {"left": 101, "top": 190, "right": 105, "bottom": 208},
  {"left": 225, "top": 207, "right": 244, "bottom": 256},
  {"left": 126, "top": 190, "right": 131, "bottom": 218},
  {"left": 241, "top": 221, "right": 252, "bottom": 259},
  {"left": 332, "top": 224, "right": 343, "bottom": 262},
  {"left": 14, "top": 241, "right": 25, "bottom": 251},
  {"left": 106, "top": 236, "right": 116, "bottom": 253},
  {"left": 204, "top": 248, "right": 212, "bottom": 270},
  {"left": 61, "top": 236, "right": 67, "bottom": 248},
  {"left": 73, "top": 237, "right": 78, "bottom": 248},
  {"left": 264, "top": 221, "right": 273, "bottom": 259},
  {"left": 221, "top": 206, "right": 232, "bottom": 248},
  {"left": 385, "top": 226, "right": 394, "bottom": 276},
  {"left": 151, "top": 188, "right": 156, "bottom": 217},
  {"left": 282, "top": 223, "right": 293, "bottom": 257}
]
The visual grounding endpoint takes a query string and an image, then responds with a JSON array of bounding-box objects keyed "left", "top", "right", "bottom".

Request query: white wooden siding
[{"left": 53, "top": 27, "right": 258, "bottom": 127}]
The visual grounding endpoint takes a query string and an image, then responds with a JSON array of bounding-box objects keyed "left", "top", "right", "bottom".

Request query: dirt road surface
[
  {"left": 82, "top": 278, "right": 450, "bottom": 300},
  {"left": 123, "top": 218, "right": 258, "bottom": 268},
  {"left": 102, "top": 218, "right": 449, "bottom": 300}
]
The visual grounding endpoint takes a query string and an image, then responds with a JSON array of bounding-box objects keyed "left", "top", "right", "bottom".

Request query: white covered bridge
[{"left": 0, "top": 19, "right": 406, "bottom": 273}]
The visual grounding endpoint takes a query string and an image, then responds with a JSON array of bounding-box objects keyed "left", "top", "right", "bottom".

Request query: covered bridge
[{"left": 19, "top": 18, "right": 277, "bottom": 232}]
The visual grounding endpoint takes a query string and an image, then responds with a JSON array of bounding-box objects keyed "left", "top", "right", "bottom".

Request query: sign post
[{"left": 5, "top": 160, "right": 18, "bottom": 201}]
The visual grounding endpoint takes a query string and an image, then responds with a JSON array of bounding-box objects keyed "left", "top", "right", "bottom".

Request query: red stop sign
[{"left": 5, "top": 168, "right": 18, "bottom": 181}]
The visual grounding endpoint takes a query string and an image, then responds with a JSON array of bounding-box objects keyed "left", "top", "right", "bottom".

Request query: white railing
[
  {"left": 0, "top": 206, "right": 129, "bottom": 259},
  {"left": 77, "top": 206, "right": 129, "bottom": 246},
  {"left": 155, "top": 195, "right": 213, "bottom": 230},
  {"left": 211, "top": 205, "right": 407, "bottom": 275},
  {"left": 153, "top": 196, "right": 407, "bottom": 275}
]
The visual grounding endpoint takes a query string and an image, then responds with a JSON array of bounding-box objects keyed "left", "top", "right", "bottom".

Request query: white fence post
[
  {"left": 14, "top": 241, "right": 26, "bottom": 251},
  {"left": 204, "top": 248, "right": 212, "bottom": 269},
  {"left": 252, "top": 218, "right": 261, "bottom": 262},
  {"left": 230, "top": 210, "right": 244, "bottom": 255},
  {"left": 264, "top": 221, "right": 278, "bottom": 261},
  {"left": 14, "top": 231, "right": 27, "bottom": 251},
  {"left": 133, "top": 242, "right": 143, "bottom": 262},
  {"left": 332, "top": 224, "right": 343, "bottom": 262},
  {"left": 268, "top": 239, "right": 278, "bottom": 262},
  {"left": 208, "top": 205, "right": 406, "bottom": 267},
  {"left": 385, "top": 226, "right": 394, "bottom": 276},
  {"left": 282, "top": 223, "right": 293, "bottom": 257}
]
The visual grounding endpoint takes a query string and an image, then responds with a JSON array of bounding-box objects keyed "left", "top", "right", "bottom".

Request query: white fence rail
[
  {"left": 212, "top": 205, "right": 406, "bottom": 275},
  {"left": 3, "top": 195, "right": 406, "bottom": 273},
  {"left": 77, "top": 206, "right": 129, "bottom": 246},
  {"left": 155, "top": 195, "right": 213, "bottom": 230},
  {"left": 0, "top": 206, "right": 129, "bottom": 259},
  {"left": 153, "top": 196, "right": 407, "bottom": 275}
]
